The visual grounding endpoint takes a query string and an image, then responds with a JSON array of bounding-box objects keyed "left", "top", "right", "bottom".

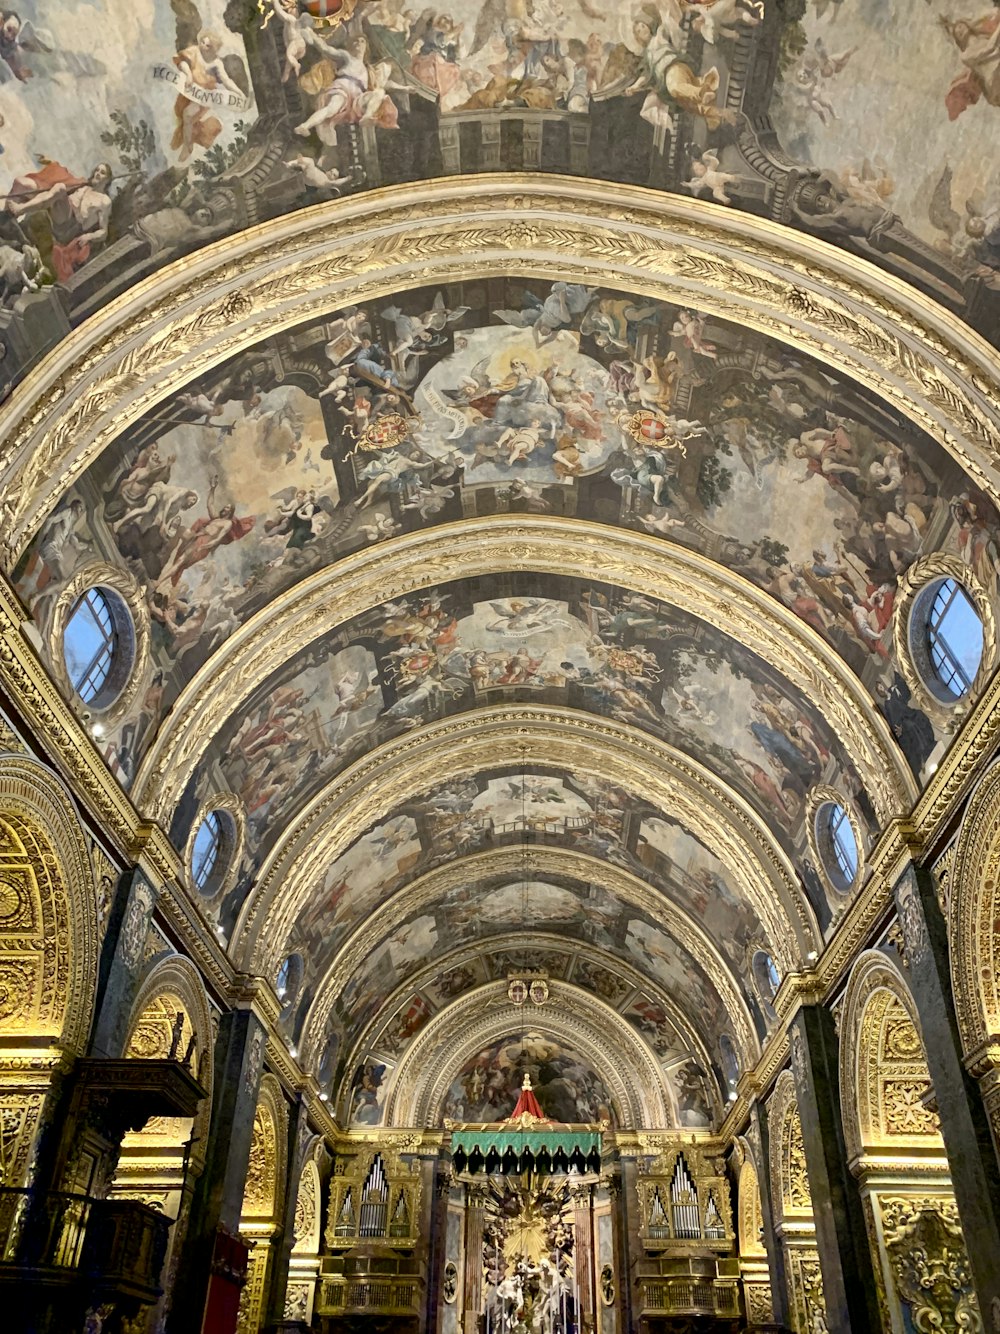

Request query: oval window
[
  {"left": 62, "top": 586, "right": 134, "bottom": 710},
  {"left": 752, "top": 950, "right": 781, "bottom": 1003},
  {"left": 191, "top": 810, "right": 234, "bottom": 895},
  {"left": 924, "top": 577, "right": 983, "bottom": 700},
  {"left": 816, "top": 801, "right": 859, "bottom": 893},
  {"left": 276, "top": 952, "right": 303, "bottom": 1005}
]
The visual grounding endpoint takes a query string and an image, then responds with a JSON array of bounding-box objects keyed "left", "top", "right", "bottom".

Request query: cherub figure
[{"left": 681, "top": 148, "right": 740, "bottom": 204}]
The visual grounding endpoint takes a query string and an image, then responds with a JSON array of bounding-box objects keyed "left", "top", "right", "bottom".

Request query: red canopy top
[{"left": 507, "top": 1073, "right": 549, "bottom": 1123}]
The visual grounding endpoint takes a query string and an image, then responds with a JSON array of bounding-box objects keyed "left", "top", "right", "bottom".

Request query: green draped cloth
[{"left": 449, "top": 1128, "right": 601, "bottom": 1158}]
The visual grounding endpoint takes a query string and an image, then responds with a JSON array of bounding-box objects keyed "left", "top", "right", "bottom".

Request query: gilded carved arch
[
  {"left": 300, "top": 849, "right": 759, "bottom": 1072},
  {"left": 950, "top": 759, "right": 1000, "bottom": 1065},
  {"left": 4, "top": 177, "right": 1000, "bottom": 566},
  {"left": 137, "top": 520, "right": 911, "bottom": 831},
  {"left": 0, "top": 754, "right": 98, "bottom": 1055},
  {"left": 291, "top": 1155, "right": 323, "bottom": 1258},
  {"left": 332, "top": 925, "right": 724, "bottom": 1104},
  {"left": 839, "top": 952, "right": 940, "bottom": 1165},
  {"left": 768, "top": 1072, "right": 812, "bottom": 1225},
  {"left": 123, "top": 954, "right": 216, "bottom": 1163},
  {"left": 243, "top": 1073, "right": 288, "bottom": 1224},
  {"left": 239, "top": 710, "right": 817, "bottom": 984},
  {"left": 737, "top": 1153, "right": 767, "bottom": 1259},
  {"left": 382, "top": 982, "right": 671, "bottom": 1130}
]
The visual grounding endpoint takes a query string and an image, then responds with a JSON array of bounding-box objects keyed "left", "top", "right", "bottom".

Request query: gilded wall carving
[{"left": 882, "top": 1198, "right": 982, "bottom": 1333}]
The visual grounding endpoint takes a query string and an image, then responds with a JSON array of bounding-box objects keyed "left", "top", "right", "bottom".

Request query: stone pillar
[
  {"left": 463, "top": 1181, "right": 487, "bottom": 1334},
  {"left": 615, "top": 1157, "right": 639, "bottom": 1334},
  {"left": 748, "top": 1100, "right": 791, "bottom": 1330},
  {"left": 25, "top": 869, "right": 158, "bottom": 1202},
  {"left": 89, "top": 868, "right": 158, "bottom": 1059},
  {"left": 425, "top": 1158, "right": 452, "bottom": 1334},
  {"left": 788, "top": 1005, "right": 881, "bottom": 1333},
  {"left": 263, "top": 1094, "right": 308, "bottom": 1330},
  {"left": 572, "top": 1182, "right": 596, "bottom": 1334},
  {"left": 167, "top": 1007, "right": 267, "bottom": 1334},
  {"left": 895, "top": 862, "right": 1000, "bottom": 1316}
]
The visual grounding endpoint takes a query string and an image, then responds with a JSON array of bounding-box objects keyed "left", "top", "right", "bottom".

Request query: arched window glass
[
  {"left": 828, "top": 804, "right": 858, "bottom": 886},
  {"left": 192, "top": 812, "right": 223, "bottom": 892},
  {"left": 64, "top": 588, "right": 118, "bottom": 704},
  {"left": 927, "top": 578, "right": 983, "bottom": 699}
]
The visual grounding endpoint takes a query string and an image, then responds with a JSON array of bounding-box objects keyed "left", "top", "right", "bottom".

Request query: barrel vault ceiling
[{"left": 1, "top": 0, "right": 999, "bottom": 1132}]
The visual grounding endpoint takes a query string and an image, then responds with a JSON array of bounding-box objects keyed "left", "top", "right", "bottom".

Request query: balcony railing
[
  {"left": 0, "top": 1188, "right": 171, "bottom": 1304},
  {"left": 639, "top": 1277, "right": 741, "bottom": 1317},
  {"left": 317, "top": 1277, "right": 419, "bottom": 1314}
]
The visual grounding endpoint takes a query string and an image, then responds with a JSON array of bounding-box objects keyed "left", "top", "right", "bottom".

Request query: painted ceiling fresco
[
  {"left": 6, "top": 0, "right": 999, "bottom": 1135},
  {"left": 342, "top": 968, "right": 719, "bottom": 1130},
  {"left": 18, "top": 277, "right": 980, "bottom": 806},
  {"left": 0, "top": 0, "right": 996, "bottom": 401},
  {"left": 159, "top": 576, "right": 873, "bottom": 899}
]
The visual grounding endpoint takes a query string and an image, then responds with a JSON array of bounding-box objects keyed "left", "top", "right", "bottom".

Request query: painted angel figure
[
  {"left": 940, "top": 5, "right": 1000, "bottom": 120},
  {"left": 381, "top": 292, "right": 471, "bottom": 356},
  {"left": 269, "top": 0, "right": 323, "bottom": 81},
  {"left": 684, "top": 0, "right": 764, "bottom": 45},
  {"left": 0, "top": 10, "right": 53, "bottom": 81},
  {"left": 170, "top": 4, "right": 252, "bottom": 162}
]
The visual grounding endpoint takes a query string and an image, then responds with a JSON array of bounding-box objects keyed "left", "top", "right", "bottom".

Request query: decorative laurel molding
[
  {"left": 134, "top": 520, "right": 912, "bottom": 830},
  {"left": 297, "top": 845, "right": 761, "bottom": 1072},
  {"left": 3, "top": 177, "right": 1000, "bottom": 565},
  {"left": 329, "top": 923, "right": 722, "bottom": 1100},
  {"left": 382, "top": 981, "right": 670, "bottom": 1129}
]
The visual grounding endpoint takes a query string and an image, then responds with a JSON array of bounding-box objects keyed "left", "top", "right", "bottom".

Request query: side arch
[
  {"left": 950, "top": 758, "right": 1000, "bottom": 1070},
  {"left": 382, "top": 983, "right": 672, "bottom": 1131},
  {"left": 0, "top": 754, "right": 98, "bottom": 1188}
]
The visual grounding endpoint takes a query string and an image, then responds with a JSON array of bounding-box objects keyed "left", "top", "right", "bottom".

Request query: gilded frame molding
[
  {"left": 805, "top": 784, "right": 868, "bottom": 905},
  {"left": 46, "top": 561, "right": 151, "bottom": 731}
]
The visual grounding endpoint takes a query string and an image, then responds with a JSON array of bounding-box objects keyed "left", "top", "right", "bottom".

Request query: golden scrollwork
[
  {"left": 838, "top": 951, "right": 940, "bottom": 1165},
  {"left": 881, "top": 1197, "right": 982, "bottom": 1332},
  {"left": 947, "top": 760, "right": 1000, "bottom": 1071}
]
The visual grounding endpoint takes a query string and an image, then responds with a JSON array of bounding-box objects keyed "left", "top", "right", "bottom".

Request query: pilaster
[
  {"left": 895, "top": 861, "right": 1000, "bottom": 1317},
  {"left": 788, "top": 1005, "right": 881, "bottom": 1332},
  {"left": 167, "top": 1006, "right": 266, "bottom": 1334}
]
